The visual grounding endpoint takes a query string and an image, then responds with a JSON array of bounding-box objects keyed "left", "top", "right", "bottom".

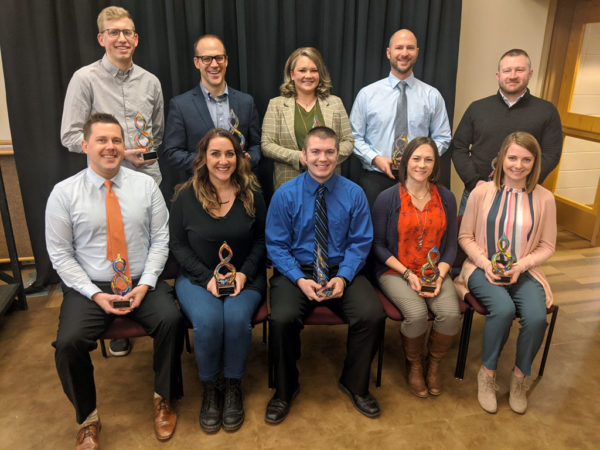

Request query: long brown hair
[
  {"left": 173, "top": 128, "right": 260, "bottom": 218},
  {"left": 492, "top": 131, "right": 541, "bottom": 193}
]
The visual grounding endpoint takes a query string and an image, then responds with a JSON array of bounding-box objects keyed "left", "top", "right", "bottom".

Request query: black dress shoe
[
  {"left": 200, "top": 380, "right": 223, "bottom": 433},
  {"left": 338, "top": 381, "right": 381, "bottom": 418},
  {"left": 264, "top": 387, "right": 299, "bottom": 425},
  {"left": 222, "top": 378, "right": 244, "bottom": 432}
]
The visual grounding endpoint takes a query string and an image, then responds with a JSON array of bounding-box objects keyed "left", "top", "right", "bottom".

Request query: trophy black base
[
  {"left": 141, "top": 151, "right": 158, "bottom": 161},
  {"left": 217, "top": 285, "right": 236, "bottom": 296},
  {"left": 498, "top": 275, "right": 511, "bottom": 283},
  {"left": 420, "top": 285, "right": 436, "bottom": 293},
  {"left": 113, "top": 300, "right": 132, "bottom": 308}
]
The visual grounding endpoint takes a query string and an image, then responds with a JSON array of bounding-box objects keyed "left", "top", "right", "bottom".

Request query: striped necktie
[{"left": 313, "top": 184, "right": 329, "bottom": 282}]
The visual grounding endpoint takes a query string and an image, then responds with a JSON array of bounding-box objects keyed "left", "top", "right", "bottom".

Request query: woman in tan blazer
[{"left": 262, "top": 47, "right": 353, "bottom": 190}]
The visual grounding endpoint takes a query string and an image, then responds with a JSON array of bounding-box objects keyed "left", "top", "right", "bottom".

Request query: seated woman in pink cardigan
[{"left": 454, "top": 131, "right": 556, "bottom": 415}]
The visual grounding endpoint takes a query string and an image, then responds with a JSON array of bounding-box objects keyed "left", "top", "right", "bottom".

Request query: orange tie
[{"left": 104, "top": 181, "right": 131, "bottom": 293}]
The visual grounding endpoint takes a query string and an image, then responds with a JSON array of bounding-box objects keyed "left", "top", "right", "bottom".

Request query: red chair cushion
[
  {"left": 101, "top": 317, "right": 147, "bottom": 340},
  {"left": 304, "top": 305, "right": 345, "bottom": 325}
]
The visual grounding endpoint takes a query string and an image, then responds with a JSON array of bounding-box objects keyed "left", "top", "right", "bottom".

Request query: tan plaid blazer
[{"left": 261, "top": 95, "right": 354, "bottom": 190}]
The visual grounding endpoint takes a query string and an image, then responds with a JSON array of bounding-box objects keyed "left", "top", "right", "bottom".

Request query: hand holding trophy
[
  {"left": 419, "top": 246, "right": 440, "bottom": 293},
  {"left": 491, "top": 233, "right": 515, "bottom": 283},
  {"left": 213, "top": 241, "right": 236, "bottom": 296}
]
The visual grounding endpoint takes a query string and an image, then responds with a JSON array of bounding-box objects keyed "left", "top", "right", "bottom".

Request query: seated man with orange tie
[
  {"left": 265, "top": 126, "right": 386, "bottom": 424},
  {"left": 46, "top": 113, "right": 183, "bottom": 449}
]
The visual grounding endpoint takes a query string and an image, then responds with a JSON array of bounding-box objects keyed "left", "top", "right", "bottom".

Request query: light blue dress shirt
[
  {"left": 45, "top": 167, "right": 169, "bottom": 299},
  {"left": 200, "top": 83, "right": 231, "bottom": 130},
  {"left": 350, "top": 72, "right": 451, "bottom": 171},
  {"left": 266, "top": 172, "right": 373, "bottom": 284}
]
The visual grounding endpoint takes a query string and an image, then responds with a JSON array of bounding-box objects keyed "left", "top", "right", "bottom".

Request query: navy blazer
[
  {"left": 161, "top": 84, "right": 261, "bottom": 174},
  {"left": 372, "top": 183, "right": 458, "bottom": 279}
]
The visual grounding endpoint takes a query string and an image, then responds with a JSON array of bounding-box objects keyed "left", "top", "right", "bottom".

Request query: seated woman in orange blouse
[{"left": 372, "top": 137, "right": 460, "bottom": 398}]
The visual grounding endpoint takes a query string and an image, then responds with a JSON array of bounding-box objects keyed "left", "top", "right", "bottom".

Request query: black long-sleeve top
[
  {"left": 451, "top": 90, "right": 563, "bottom": 192},
  {"left": 169, "top": 185, "right": 267, "bottom": 295}
]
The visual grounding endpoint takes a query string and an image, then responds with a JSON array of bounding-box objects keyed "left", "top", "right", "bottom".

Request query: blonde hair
[
  {"left": 492, "top": 131, "right": 541, "bottom": 193},
  {"left": 97, "top": 6, "right": 134, "bottom": 33},
  {"left": 173, "top": 129, "right": 260, "bottom": 218},
  {"left": 280, "top": 47, "right": 332, "bottom": 99}
]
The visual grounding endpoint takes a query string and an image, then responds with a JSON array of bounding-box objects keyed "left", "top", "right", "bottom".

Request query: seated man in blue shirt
[{"left": 265, "top": 126, "right": 386, "bottom": 424}]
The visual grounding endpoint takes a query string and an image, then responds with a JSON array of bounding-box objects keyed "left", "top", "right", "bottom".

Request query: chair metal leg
[
  {"left": 100, "top": 339, "right": 108, "bottom": 358},
  {"left": 267, "top": 318, "right": 274, "bottom": 388},
  {"left": 538, "top": 305, "right": 559, "bottom": 377},
  {"left": 376, "top": 324, "right": 385, "bottom": 387},
  {"left": 184, "top": 328, "right": 191, "bottom": 353},
  {"left": 262, "top": 320, "right": 267, "bottom": 344},
  {"left": 454, "top": 307, "right": 473, "bottom": 379}
]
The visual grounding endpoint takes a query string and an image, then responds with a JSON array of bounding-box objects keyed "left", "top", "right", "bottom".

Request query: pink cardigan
[{"left": 454, "top": 182, "right": 556, "bottom": 307}]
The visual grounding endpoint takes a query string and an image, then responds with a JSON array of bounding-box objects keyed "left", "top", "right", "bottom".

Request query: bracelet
[{"left": 402, "top": 269, "right": 413, "bottom": 280}]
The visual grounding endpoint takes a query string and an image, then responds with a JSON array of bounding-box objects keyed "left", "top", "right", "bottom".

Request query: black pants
[
  {"left": 269, "top": 271, "right": 385, "bottom": 401},
  {"left": 359, "top": 169, "right": 397, "bottom": 209},
  {"left": 53, "top": 280, "right": 184, "bottom": 424}
]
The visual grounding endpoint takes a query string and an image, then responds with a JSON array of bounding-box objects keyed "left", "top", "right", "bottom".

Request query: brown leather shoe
[
  {"left": 76, "top": 420, "right": 101, "bottom": 450},
  {"left": 154, "top": 397, "right": 177, "bottom": 441}
]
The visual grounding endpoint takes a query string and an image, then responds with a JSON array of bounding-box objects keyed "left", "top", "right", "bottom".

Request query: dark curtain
[{"left": 0, "top": 0, "right": 461, "bottom": 289}]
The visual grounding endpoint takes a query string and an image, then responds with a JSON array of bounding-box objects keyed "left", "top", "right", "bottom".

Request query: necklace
[
  {"left": 296, "top": 101, "right": 315, "bottom": 135},
  {"left": 415, "top": 205, "right": 428, "bottom": 249},
  {"left": 405, "top": 185, "right": 430, "bottom": 200}
]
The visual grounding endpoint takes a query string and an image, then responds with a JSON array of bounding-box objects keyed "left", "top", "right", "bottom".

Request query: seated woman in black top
[{"left": 170, "top": 128, "right": 266, "bottom": 433}]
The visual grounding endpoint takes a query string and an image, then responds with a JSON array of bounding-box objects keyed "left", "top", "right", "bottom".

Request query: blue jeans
[
  {"left": 468, "top": 269, "right": 548, "bottom": 375},
  {"left": 175, "top": 275, "right": 262, "bottom": 381}
]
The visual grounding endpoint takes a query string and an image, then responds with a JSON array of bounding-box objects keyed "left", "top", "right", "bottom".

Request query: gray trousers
[{"left": 378, "top": 274, "right": 461, "bottom": 338}]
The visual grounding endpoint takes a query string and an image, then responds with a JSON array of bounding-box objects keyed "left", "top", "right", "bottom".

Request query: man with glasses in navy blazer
[{"left": 162, "top": 34, "right": 261, "bottom": 175}]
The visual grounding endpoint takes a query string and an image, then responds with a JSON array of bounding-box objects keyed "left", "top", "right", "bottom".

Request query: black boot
[
  {"left": 199, "top": 380, "right": 222, "bottom": 433},
  {"left": 222, "top": 378, "right": 244, "bottom": 432}
]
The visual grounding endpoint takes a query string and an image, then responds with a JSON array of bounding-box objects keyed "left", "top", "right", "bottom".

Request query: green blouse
[{"left": 294, "top": 101, "right": 325, "bottom": 150}]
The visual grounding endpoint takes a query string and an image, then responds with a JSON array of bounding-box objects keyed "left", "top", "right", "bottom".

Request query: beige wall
[
  {"left": 0, "top": 49, "right": 12, "bottom": 140},
  {"left": 451, "top": 0, "right": 555, "bottom": 200}
]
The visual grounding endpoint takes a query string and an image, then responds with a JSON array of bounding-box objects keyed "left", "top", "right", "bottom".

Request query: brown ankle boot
[
  {"left": 402, "top": 333, "right": 428, "bottom": 398},
  {"left": 426, "top": 330, "right": 454, "bottom": 395}
]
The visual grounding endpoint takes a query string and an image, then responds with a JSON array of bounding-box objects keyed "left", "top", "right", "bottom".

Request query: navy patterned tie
[{"left": 313, "top": 184, "right": 329, "bottom": 282}]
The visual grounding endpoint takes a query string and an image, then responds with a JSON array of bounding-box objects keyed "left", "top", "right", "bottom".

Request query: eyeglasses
[
  {"left": 194, "top": 54, "right": 227, "bottom": 65},
  {"left": 102, "top": 28, "right": 136, "bottom": 39}
]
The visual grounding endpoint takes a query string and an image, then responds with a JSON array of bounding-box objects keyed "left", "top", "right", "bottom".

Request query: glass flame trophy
[
  {"left": 214, "top": 241, "right": 236, "bottom": 295},
  {"left": 134, "top": 112, "right": 158, "bottom": 160},
  {"left": 314, "top": 244, "right": 333, "bottom": 298},
  {"left": 229, "top": 109, "right": 246, "bottom": 150},
  {"left": 111, "top": 253, "right": 133, "bottom": 308},
  {"left": 391, "top": 133, "right": 408, "bottom": 170},
  {"left": 419, "top": 246, "right": 440, "bottom": 293},
  {"left": 491, "top": 233, "right": 515, "bottom": 283}
]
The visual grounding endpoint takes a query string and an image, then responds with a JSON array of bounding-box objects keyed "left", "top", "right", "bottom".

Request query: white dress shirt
[{"left": 45, "top": 167, "right": 169, "bottom": 299}]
